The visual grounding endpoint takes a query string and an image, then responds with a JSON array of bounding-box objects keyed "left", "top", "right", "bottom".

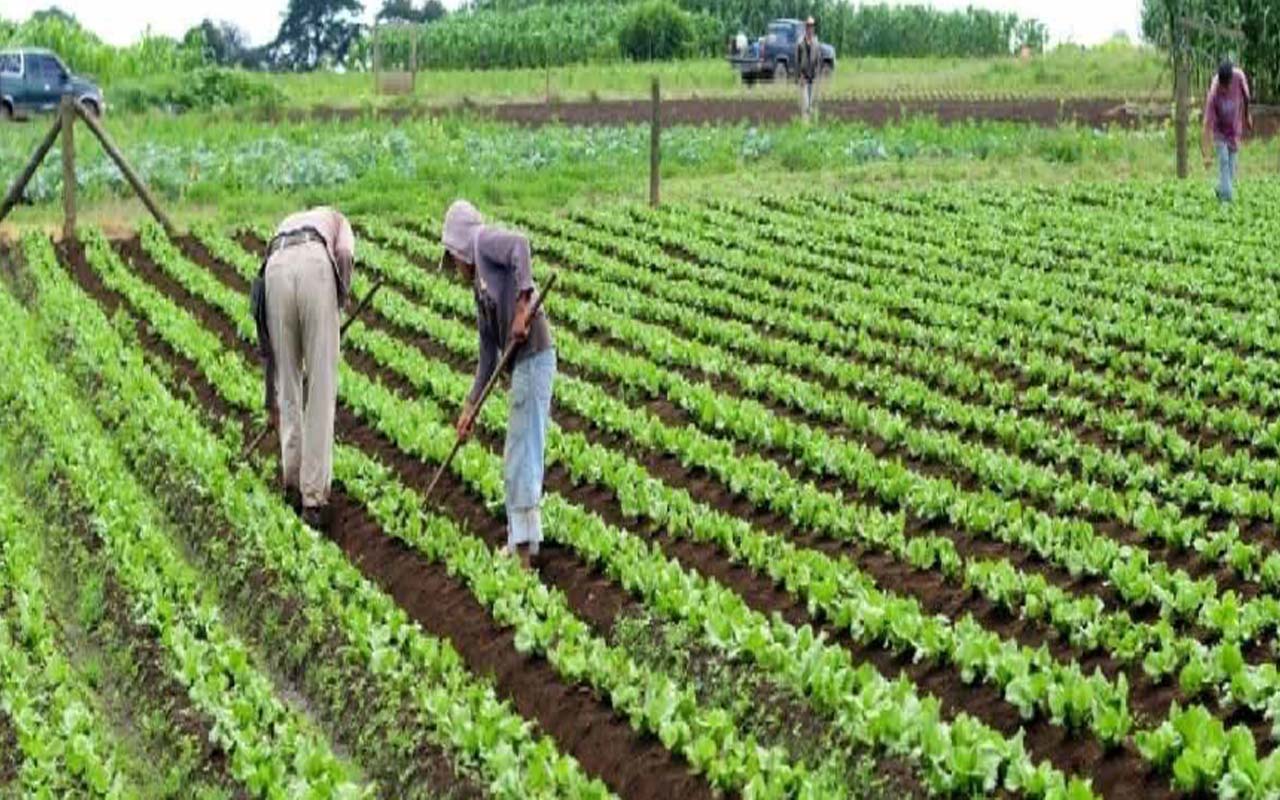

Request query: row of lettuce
[
  {"left": 66, "top": 210, "right": 1094, "bottom": 798},
  {"left": 220, "top": 212, "right": 1280, "bottom": 793},
  {"left": 6, "top": 187, "right": 1279, "bottom": 798}
]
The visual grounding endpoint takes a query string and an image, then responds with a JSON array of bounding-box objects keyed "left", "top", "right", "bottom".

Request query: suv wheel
[
  {"left": 79, "top": 98, "right": 101, "bottom": 118},
  {"left": 0, "top": 101, "right": 13, "bottom": 122},
  {"left": 773, "top": 61, "right": 789, "bottom": 82}
]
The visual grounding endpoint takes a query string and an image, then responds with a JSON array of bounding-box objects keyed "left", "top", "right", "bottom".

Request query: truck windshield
[
  {"left": 0, "top": 53, "right": 20, "bottom": 75},
  {"left": 27, "top": 54, "right": 64, "bottom": 79}
]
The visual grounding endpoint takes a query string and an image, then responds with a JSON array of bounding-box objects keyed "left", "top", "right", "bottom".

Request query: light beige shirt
[{"left": 276, "top": 207, "right": 356, "bottom": 302}]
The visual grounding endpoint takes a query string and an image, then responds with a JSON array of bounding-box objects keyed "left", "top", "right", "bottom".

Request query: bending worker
[
  {"left": 441, "top": 200, "right": 556, "bottom": 568},
  {"left": 251, "top": 207, "right": 355, "bottom": 529}
]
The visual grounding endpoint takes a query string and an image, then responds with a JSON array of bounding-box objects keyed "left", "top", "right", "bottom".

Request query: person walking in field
[
  {"left": 441, "top": 201, "right": 556, "bottom": 569},
  {"left": 251, "top": 207, "right": 355, "bottom": 529},
  {"left": 1202, "top": 59, "right": 1253, "bottom": 203},
  {"left": 795, "top": 17, "right": 822, "bottom": 121}
]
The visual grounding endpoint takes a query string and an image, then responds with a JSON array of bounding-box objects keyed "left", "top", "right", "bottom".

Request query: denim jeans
[
  {"left": 800, "top": 79, "right": 817, "bottom": 119},
  {"left": 1216, "top": 141, "right": 1239, "bottom": 202},
  {"left": 504, "top": 348, "right": 556, "bottom": 548}
]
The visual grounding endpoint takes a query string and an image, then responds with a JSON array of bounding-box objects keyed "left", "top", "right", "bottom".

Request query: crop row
[
  {"left": 624, "top": 196, "right": 1280, "bottom": 458},
  {"left": 375, "top": 217, "right": 1280, "bottom": 653},
  {"left": 26, "top": 230, "right": 608, "bottom": 799},
  {"left": 170, "top": 228, "right": 1086, "bottom": 794}
]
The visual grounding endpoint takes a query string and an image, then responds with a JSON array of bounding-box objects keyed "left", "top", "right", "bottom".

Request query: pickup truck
[
  {"left": 728, "top": 19, "right": 835, "bottom": 85},
  {"left": 0, "top": 48, "right": 105, "bottom": 121}
]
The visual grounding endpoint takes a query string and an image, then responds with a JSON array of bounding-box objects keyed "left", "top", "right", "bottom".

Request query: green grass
[
  {"left": 264, "top": 42, "right": 1168, "bottom": 110},
  {"left": 1, "top": 107, "right": 1210, "bottom": 236}
]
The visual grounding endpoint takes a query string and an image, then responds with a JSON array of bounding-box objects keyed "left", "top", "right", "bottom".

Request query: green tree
[
  {"left": 29, "top": 6, "right": 78, "bottom": 27},
  {"left": 377, "top": 0, "right": 446, "bottom": 24},
  {"left": 618, "top": 0, "right": 695, "bottom": 61},
  {"left": 1141, "top": 0, "right": 1278, "bottom": 102},
  {"left": 183, "top": 19, "right": 254, "bottom": 67},
  {"left": 268, "top": 0, "right": 366, "bottom": 71}
]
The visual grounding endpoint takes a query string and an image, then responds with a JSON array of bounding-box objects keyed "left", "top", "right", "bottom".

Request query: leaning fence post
[
  {"left": 0, "top": 115, "right": 61, "bottom": 225},
  {"left": 76, "top": 103, "right": 176, "bottom": 237},
  {"left": 61, "top": 94, "right": 76, "bottom": 241},
  {"left": 649, "top": 76, "right": 661, "bottom": 208}
]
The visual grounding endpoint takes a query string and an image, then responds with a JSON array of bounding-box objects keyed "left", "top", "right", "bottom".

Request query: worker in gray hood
[{"left": 441, "top": 200, "right": 556, "bottom": 568}]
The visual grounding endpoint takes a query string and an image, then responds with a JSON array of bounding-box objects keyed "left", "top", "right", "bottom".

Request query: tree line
[{"left": 1140, "top": 0, "right": 1277, "bottom": 102}]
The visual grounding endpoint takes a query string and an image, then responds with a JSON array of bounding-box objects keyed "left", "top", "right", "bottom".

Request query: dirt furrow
[{"left": 97, "top": 239, "right": 715, "bottom": 800}]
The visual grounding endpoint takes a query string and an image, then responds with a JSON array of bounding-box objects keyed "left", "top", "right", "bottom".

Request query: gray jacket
[
  {"left": 795, "top": 35, "right": 822, "bottom": 82},
  {"left": 468, "top": 226, "right": 553, "bottom": 407}
]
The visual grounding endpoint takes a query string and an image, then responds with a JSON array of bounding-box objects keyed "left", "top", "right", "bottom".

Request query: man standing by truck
[{"left": 795, "top": 17, "right": 822, "bottom": 121}]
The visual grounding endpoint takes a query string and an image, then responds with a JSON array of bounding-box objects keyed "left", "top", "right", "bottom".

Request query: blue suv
[{"left": 0, "top": 48, "right": 105, "bottom": 121}]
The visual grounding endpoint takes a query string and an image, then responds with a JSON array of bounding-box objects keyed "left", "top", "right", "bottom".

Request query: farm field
[{"left": 4, "top": 181, "right": 1280, "bottom": 799}]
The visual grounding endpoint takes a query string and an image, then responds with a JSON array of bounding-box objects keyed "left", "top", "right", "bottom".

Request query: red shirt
[{"left": 1204, "top": 68, "right": 1251, "bottom": 151}]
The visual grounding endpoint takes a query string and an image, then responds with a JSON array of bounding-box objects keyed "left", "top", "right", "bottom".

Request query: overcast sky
[{"left": 4, "top": 0, "right": 1144, "bottom": 48}]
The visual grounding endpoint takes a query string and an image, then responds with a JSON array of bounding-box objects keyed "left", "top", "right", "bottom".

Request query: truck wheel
[
  {"left": 773, "top": 62, "right": 788, "bottom": 82},
  {"left": 0, "top": 101, "right": 12, "bottom": 122},
  {"left": 79, "top": 98, "right": 101, "bottom": 118},
  {"left": 821, "top": 62, "right": 833, "bottom": 79}
]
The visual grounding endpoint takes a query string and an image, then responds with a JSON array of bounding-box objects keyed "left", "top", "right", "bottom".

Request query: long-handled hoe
[{"left": 423, "top": 272, "right": 558, "bottom": 502}]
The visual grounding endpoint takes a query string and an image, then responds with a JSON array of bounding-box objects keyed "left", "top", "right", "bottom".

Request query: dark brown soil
[
  {"left": 289, "top": 250, "right": 1186, "bottom": 794},
  {"left": 0, "top": 704, "right": 20, "bottom": 786},
  {"left": 361, "top": 226, "right": 1280, "bottom": 743},
  {"left": 268, "top": 96, "right": 1280, "bottom": 137},
  {"left": 85, "top": 229, "right": 1210, "bottom": 797},
  {"left": 98, "top": 237, "right": 717, "bottom": 800}
]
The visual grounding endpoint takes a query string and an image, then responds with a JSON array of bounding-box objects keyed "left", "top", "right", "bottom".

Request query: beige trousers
[{"left": 266, "top": 242, "right": 339, "bottom": 508}]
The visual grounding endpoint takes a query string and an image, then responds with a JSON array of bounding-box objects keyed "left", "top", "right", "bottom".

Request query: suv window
[
  {"left": 766, "top": 23, "right": 793, "bottom": 47},
  {"left": 27, "top": 54, "right": 64, "bottom": 79},
  {"left": 0, "top": 53, "right": 19, "bottom": 75}
]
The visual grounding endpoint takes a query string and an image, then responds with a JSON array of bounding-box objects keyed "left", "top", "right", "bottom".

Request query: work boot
[
  {"left": 283, "top": 485, "right": 302, "bottom": 514},
  {"left": 500, "top": 543, "right": 533, "bottom": 570},
  {"left": 302, "top": 505, "right": 332, "bottom": 531}
]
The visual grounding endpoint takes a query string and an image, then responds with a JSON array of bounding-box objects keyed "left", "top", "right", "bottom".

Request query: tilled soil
[
  {"left": 96, "top": 236, "right": 717, "bottom": 800},
  {"left": 272, "top": 96, "right": 1280, "bottom": 136},
  {"left": 71, "top": 228, "right": 1198, "bottom": 797}
]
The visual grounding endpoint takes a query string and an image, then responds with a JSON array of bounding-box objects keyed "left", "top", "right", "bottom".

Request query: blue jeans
[
  {"left": 504, "top": 349, "right": 555, "bottom": 542},
  {"left": 1216, "top": 141, "right": 1239, "bottom": 202}
]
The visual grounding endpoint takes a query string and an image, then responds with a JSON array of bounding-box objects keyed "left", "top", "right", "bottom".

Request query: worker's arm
[
  {"left": 508, "top": 234, "right": 536, "bottom": 344},
  {"left": 250, "top": 272, "right": 277, "bottom": 416},
  {"left": 458, "top": 314, "right": 499, "bottom": 439},
  {"left": 1243, "top": 71, "right": 1253, "bottom": 133},
  {"left": 333, "top": 212, "right": 356, "bottom": 308}
]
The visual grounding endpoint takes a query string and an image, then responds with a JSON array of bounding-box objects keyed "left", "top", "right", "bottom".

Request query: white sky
[{"left": 3, "top": 0, "right": 1143, "bottom": 48}]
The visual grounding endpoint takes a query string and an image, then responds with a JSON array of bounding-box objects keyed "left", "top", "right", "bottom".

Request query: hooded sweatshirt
[{"left": 442, "top": 201, "right": 553, "bottom": 407}]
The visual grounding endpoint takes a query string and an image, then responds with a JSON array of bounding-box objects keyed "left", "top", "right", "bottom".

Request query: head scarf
[{"left": 442, "top": 200, "right": 484, "bottom": 265}]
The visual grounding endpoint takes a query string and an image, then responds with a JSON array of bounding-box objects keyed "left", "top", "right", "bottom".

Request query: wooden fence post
[
  {"left": 0, "top": 116, "right": 61, "bottom": 224},
  {"left": 61, "top": 94, "right": 76, "bottom": 241},
  {"left": 649, "top": 76, "right": 660, "bottom": 208},
  {"left": 75, "top": 104, "right": 176, "bottom": 237},
  {"left": 1175, "top": 54, "right": 1190, "bottom": 179}
]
